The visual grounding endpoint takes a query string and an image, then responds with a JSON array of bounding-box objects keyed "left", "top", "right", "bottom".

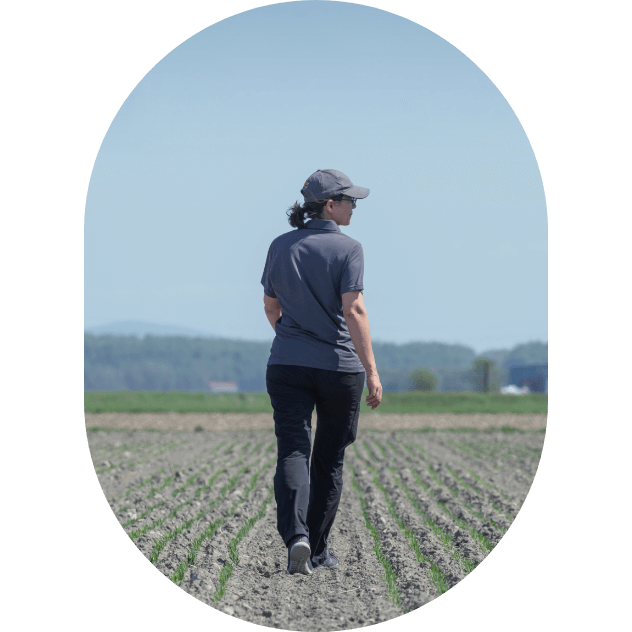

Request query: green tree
[
  {"left": 472, "top": 358, "right": 495, "bottom": 393},
  {"left": 504, "top": 342, "right": 548, "bottom": 367},
  {"left": 410, "top": 368, "right": 437, "bottom": 391}
]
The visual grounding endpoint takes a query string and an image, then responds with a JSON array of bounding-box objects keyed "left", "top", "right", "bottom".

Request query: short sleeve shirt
[{"left": 261, "top": 218, "right": 365, "bottom": 372}]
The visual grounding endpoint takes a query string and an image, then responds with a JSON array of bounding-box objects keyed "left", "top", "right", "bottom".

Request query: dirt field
[
  {"left": 85, "top": 411, "right": 547, "bottom": 432},
  {"left": 87, "top": 418, "right": 544, "bottom": 630}
]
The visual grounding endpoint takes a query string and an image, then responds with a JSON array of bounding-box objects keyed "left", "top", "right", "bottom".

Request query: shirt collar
[{"left": 304, "top": 218, "right": 341, "bottom": 233}]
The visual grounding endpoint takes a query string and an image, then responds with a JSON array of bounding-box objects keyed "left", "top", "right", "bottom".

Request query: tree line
[{"left": 84, "top": 334, "right": 547, "bottom": 393}]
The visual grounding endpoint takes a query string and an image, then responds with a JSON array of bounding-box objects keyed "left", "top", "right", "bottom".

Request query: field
[
  {"left": 88, "top": 420, "right": 544, "bottom": 630},
  {"left": 85, "top": 390, "right": 548, "bottom": 414}
]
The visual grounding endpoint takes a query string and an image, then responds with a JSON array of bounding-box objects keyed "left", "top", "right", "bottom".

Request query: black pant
[{"left": 266, "top": 364, "right": 365, "bottom": 568}]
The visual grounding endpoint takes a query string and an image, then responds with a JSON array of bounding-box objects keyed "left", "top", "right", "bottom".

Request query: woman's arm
[{"left": 264, "top": 294, "right": 282, "bottom": 332}]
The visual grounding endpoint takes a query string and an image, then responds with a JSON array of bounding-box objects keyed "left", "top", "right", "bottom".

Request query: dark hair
[{"left": 287, "top": 198, "right": 329, "bottom": 229}]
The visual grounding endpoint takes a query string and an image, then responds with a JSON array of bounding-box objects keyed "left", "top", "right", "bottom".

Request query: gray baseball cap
[{"left": 300, "top": 169, "right": 370, "bottom": 203}]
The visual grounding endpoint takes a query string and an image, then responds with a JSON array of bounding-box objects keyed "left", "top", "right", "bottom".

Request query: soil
[
  {"left": 88, "top": 424, "right": 544, "bottom": 630},
  {"left": 85, "top": 412, "right": 547, "bottom": 432}
]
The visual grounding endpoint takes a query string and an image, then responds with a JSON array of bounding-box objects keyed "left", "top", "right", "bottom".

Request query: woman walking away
[{"left": 261, "top": 169, "right": 383, "bottom": 575}]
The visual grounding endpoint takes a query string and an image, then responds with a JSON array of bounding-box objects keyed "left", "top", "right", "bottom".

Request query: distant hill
[
  {"left": 84, "top": 333, "right": 547, "bottom": 393},
  {"left": 85, "top": 321, "right": 221, "bottom": 338}
]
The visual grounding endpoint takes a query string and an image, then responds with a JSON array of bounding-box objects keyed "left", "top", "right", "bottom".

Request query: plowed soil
[
  {"left": 85, "top": 412, "right": 547, "bottom": 432},
  {"left": 88, "top": 422, "right": 544, "bottom": 630}
]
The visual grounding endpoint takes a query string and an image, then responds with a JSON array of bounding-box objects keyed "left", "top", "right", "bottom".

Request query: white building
[{"left": 209, "top": 381, "right": 239, "bottom": 393}]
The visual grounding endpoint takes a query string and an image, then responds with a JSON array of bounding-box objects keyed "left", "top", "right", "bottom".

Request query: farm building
[
  {"left": 508, "top": 364, "right": 548, "bottom": 393},
  {"left": 209, "top": 380, "right": 239, "bottom": 393}
]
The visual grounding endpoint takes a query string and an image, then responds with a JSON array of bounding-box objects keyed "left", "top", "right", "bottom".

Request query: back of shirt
[{"left": 261, "top": 218, "right": 365, "bottom": 372}]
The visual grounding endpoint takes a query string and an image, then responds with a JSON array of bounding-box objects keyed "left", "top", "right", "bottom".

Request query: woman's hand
[{"left": 365, "top": 375, "right": 382, "bottom": 410}]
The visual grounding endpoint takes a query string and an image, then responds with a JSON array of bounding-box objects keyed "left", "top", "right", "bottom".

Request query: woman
[{"left": 261, "top": 169, "right": 383, "bottom": 576}]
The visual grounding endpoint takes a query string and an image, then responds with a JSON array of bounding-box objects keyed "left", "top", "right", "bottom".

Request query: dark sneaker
[
  {"left": 287, "top": 535, "right": 312, "bottom": 575},
  {"left": 320, "top": 551, "right": 339, "bottom": 568}
]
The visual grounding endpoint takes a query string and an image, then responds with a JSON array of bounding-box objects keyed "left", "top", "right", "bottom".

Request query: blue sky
[{"left": 85, "top": 1, "right": 547, "bottom": 353}]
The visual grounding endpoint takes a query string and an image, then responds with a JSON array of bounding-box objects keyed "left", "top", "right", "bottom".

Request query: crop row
[{"left": 88, "top": 429, "right": 542, "bottom": 626}]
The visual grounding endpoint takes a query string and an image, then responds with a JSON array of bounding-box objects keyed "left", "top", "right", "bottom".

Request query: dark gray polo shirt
[{"left": 261, "top": 218, "right": 365, "bottom": 372}]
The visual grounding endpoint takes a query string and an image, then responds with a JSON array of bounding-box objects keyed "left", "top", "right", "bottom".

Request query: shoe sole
[{"left": 288, "top": 541, "right": 312, "bottom": 575}]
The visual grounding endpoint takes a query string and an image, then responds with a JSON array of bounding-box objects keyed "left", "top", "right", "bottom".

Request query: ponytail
[{"left": 287, "top": 199, "right": 329, "bottom": 229}]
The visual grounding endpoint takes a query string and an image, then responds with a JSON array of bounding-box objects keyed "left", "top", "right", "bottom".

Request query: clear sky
[{"left": 85, "top": 1, "right": 547, "bottom": 354}]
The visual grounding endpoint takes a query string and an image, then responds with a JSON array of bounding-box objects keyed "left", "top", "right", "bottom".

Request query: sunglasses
[{"left": 333, "top": 195, "right": 357, "bottom": 206}]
